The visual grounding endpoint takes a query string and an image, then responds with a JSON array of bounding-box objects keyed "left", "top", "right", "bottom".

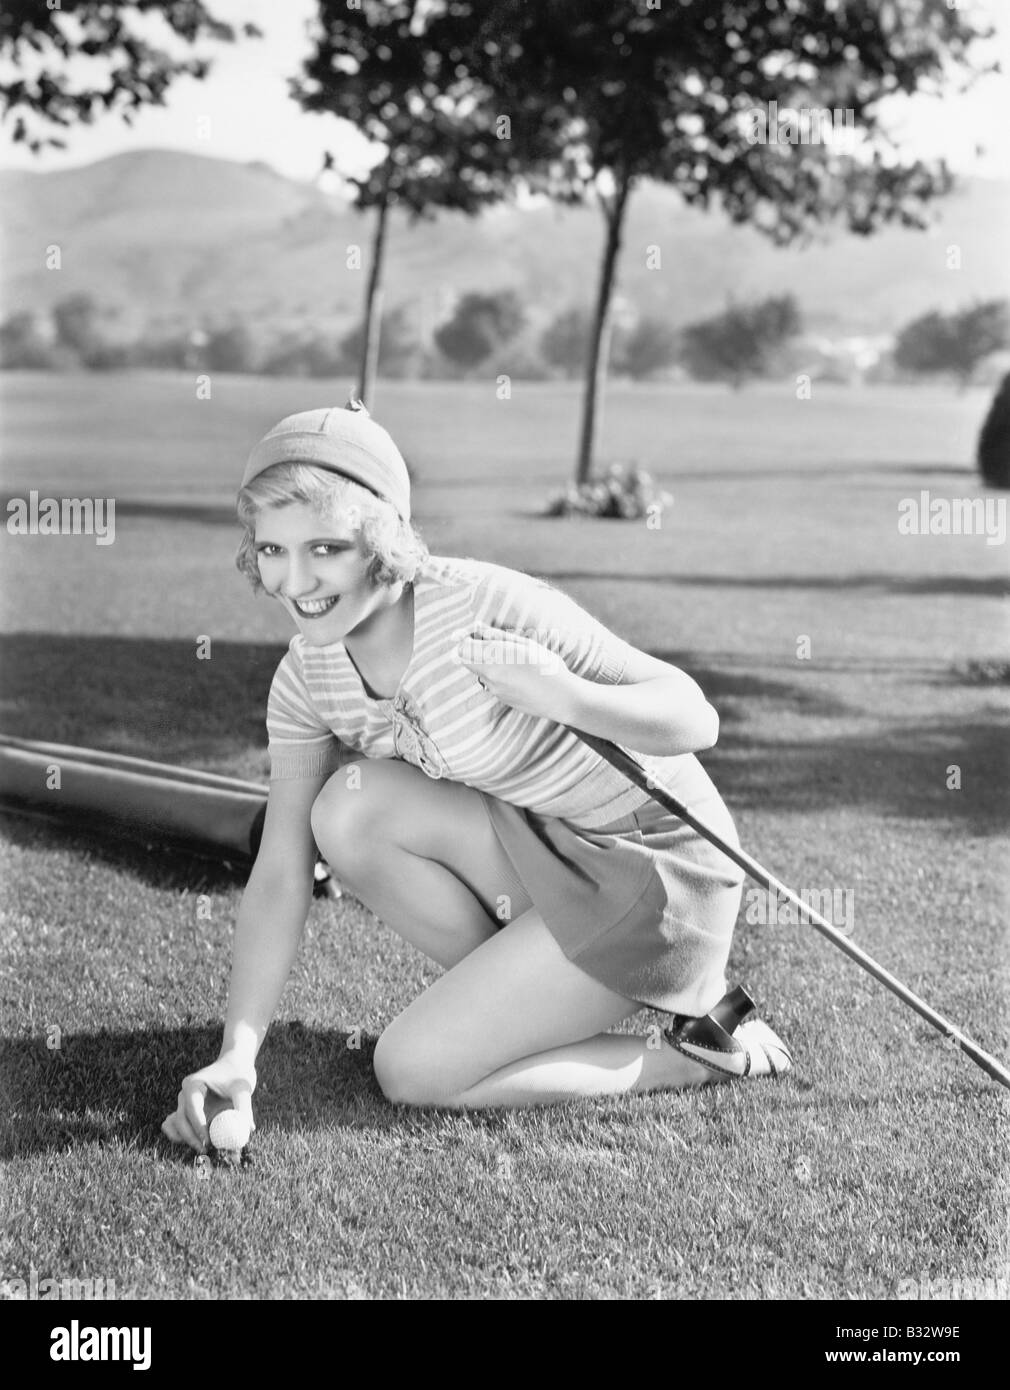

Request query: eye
[
  {"left": 310, "top": 543, "right": 350, "bottom": 556},
  {"left": 255, "top": 544, "right": 282, "bottom": 558}
]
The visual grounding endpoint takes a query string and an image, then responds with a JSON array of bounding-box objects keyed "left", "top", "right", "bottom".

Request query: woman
[{"left": 162, "top": 401, "right": 790, "bottom": 1151}]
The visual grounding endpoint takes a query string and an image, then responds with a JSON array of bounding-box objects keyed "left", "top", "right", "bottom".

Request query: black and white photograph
[{"left": 0, "top": 0, "right": 1007, "bottom": 1331}]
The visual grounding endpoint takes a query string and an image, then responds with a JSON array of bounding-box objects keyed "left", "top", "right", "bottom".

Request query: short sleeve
[
  {"left": 471, "top": 564, "right": 637, "bottom": 685},
  {"left": 266, "top": 647, "right": 345, "bottom": 781}
]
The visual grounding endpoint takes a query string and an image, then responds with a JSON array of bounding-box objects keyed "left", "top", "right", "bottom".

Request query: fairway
[{"left": 1, "top": 371, "right": 1007, "bottom": 1300}]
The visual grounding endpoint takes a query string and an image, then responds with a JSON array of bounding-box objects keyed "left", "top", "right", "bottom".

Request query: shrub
[
  {"left": 977, "top": 370, "right": 1010, "bottom": 489},
  {"left": 545, "top": 462, "right": 673, "bottom": 520}
]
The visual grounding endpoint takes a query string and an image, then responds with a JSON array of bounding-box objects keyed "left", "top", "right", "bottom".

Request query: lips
[{"left": 291, "top": 595, "right": 340, "bottom": 618}]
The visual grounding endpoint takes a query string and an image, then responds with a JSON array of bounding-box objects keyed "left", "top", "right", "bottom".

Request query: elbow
[{"left": 696, "top": 702, "right": 720, "bottom": 751}]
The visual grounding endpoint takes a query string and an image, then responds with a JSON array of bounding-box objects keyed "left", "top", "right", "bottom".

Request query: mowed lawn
[{"left": 0, "top": 372, "right": 1007, "bottom": 1300}]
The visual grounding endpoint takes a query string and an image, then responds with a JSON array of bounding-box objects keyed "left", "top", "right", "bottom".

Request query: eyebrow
[{"left": 254, "top": 536, "right": 354, "bottom": 546}]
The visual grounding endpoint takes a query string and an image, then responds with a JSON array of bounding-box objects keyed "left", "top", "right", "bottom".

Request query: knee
[
  {"left": 372, "top": 1024, "right": 458, "bottom": 1109},
  {"left": 310, "top": 763, "right": 384, "bottom": 868}
]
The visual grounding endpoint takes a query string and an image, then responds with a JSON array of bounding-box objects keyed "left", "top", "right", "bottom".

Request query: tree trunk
[
  {"left": 357, "top": 185, "right": 390, "bottom": 408},
  {"left": 575, "top": 170, "right": 632, "bottom": 486}
]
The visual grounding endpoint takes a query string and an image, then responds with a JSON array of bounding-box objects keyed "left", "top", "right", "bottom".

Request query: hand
[
  {"left": 456, "top": 628, "right": 576, "bottom": 723},
  {"left": 161, "top": 1053, "right": 257, "bottom": 1154}
]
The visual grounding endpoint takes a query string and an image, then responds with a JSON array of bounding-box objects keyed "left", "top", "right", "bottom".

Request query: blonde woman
[{"left": 162, "top": 402, "right": 790, "bottom": 1151}]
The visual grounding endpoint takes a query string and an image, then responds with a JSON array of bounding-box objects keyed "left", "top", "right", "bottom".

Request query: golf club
[{"left": 570, "top": 727, "right": 1010, "bottom": 1092}]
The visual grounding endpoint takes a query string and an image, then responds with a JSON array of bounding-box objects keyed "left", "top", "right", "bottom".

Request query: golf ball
[{"left": 209, "top": 1109, "right": 252, "bottom": 1152}]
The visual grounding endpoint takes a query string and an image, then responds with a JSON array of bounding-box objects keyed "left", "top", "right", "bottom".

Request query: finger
[
  {"left": 232, "top": 1083, "right": 256, "bottom": 1132},
  {"left": 180, "top": 1079, "right": 209, "bottom": 1146},
  {"left": 455, "top": 636, "right": 486, "bottom": 664},
  {"left": 162, "top": 1110, "right": 203, "bottom": 1152}
]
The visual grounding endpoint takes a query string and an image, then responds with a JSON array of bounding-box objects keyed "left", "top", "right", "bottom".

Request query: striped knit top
[{"left": 266, "top": 554, "right": 708, "bottom": 829}]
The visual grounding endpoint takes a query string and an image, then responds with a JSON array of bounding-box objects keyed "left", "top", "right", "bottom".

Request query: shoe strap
[
  {"left": 667, "top": 985, "right": 757, "bottom": 1067},
  {"left": 710, "top": 984, "right": 756, "bottom": 1033}
]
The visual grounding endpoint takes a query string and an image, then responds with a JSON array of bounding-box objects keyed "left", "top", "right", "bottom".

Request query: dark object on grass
[
  {"left": 977, "top": 370, "right": 1010, "bottom": 488},
  {"left": 0, "top": 734, "right": 340, "bottom": 895},
  {"left": 571, "top": 727, "right": 1010, "bottom": 1092}
]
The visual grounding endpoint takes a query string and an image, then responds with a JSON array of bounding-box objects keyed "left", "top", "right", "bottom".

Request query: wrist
[
  {"left": 220, "top": 1025, "right": 261, "bottom": 1068},
  {"left": 548, "top": 666, "right": 582, "bottom": 726}
]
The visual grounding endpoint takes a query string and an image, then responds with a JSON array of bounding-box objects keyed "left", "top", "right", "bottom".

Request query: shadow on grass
[
  {"left": 1, "top": 631, "right": 1006, "bottom": 891},
  {"left": 0, "top": 631, "right": 847, "bottom": 759},
  {"left": 0, "top": 1021, "right": 382, "bottom": 1160},
  {"left": 0, "top": 812, "right": 252, "bottom": 893},
  {"left": 703, "top": 717, "right": 1009, "bottom": 835},
  {"left": 540, "top": 571, "right": 1009, "bottom": 598},
  {"left": 0, "top": 632, "right": 282, "bottom": 770}
]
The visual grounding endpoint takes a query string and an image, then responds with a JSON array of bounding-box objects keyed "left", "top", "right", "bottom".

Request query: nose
[{"left": 279, "top": 552, "right": 319, "bottom": 599}]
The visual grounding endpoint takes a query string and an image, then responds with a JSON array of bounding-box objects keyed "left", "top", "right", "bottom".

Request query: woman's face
[{"left": 254, "top": 501, "right": 393, "bottom": 646}]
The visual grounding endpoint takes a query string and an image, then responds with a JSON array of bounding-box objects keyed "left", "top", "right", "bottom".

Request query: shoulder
[
  {"left": 421, "top": 553, "right": 551, "bottom": 611},
  {"left": 269, "top": 635, "right": 343, "bottom": 706}
]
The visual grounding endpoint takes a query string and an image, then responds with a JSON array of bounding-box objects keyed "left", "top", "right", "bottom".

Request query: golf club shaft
[{"left": 571, "top": 728, "right": 1010, "bottom": 1091}]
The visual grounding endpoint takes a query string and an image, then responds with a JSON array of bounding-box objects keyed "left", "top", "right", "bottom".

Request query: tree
[
  {"left": 205, "top": 325, "right": 259, "bottom": 374},
  {"left": 682, "top": 295, "right": 801, "bottom": 389},
  {"left": 0, "top": 1, "right": 257, "bottom": 153},
  {"left": 293, "top": 1, "right": 529, "bottom": 406},
  {"left": 540, "top": 307, "right": 592, "bottom": 376},
  {"left": 52, "top": 294, "right": 103, "bottom": 356},
  {"left": 470, "top": 0, "right": 993, "bottom": 482},
  {"left": 895, "top": 300, "right": 1010, "bottom": 388},
  {"left": 340, "top": 305, "right": 421, "bottom": 380},
  {"left": 616, "top": 315, "right": 680, "bottom": 381},
  {"left": 977, "top": 372, "right": 1010, "bottom": 489},
  {"left": 433, "top": 291, "right": 525, "bottom": 368},
  {"left": 0, "top": 311, "right": 58, "bottom": 368}
]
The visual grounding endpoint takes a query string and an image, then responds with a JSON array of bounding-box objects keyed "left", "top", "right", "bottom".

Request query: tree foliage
[
  {"left": 682, "top": 295, "right": 802, "bottom": 388},
  {"left": 340, "top": 305, "right": 421, "bottom": 377},
  {"left": 0, "top": 1, "right": 256, "bottom": 152},
  {"left": 540, "top": 307, "right": 591, "bottom": 374},
  {"left": 434, "top": 291, "right": 525, "bottom": 367},
  {"left": 894, "top": 300, "right": 1010, "bottom": 386},
  {"left": 616, "top": 316, "right": 680, "bottom": 380},
  {"left": 457, "top": 0, "right": 993, "bottom": 478}
]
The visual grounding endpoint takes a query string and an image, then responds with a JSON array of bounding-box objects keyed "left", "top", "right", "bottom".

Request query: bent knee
[
  {"left": 310, "top": 762, "right": 387, "bottom": 860},
  {"left": 372, "top": 1026, "right": 461, "bottom": 1109}
]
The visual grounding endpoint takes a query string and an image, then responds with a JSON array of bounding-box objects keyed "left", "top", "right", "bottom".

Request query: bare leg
[
  {"left": 310, "top": 758, "right": 535, "bottom": 968},
  {"left": 311, "top": 759, "right": 769, "bottom": 1109},
  {"left": 373, "top": 907, "right": 715, "bottom": 1108}
]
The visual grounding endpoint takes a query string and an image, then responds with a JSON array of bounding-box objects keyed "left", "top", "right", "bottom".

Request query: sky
[{"left": 0, "top": 0, "right": 1007, "bottom": 183}]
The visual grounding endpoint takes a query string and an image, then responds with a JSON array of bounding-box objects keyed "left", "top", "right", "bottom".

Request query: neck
[{"left": 344, "top": 580, "right": 411, "bottom": 661}]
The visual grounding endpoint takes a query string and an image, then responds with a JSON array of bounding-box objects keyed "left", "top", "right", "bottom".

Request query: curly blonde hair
[{"left": 235, "top": 462, "right": 428, "bottom": 592}]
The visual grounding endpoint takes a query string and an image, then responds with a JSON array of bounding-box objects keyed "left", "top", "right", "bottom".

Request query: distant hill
[{"left": 0, "top": 148, "right": 1006, "bottom": 339}]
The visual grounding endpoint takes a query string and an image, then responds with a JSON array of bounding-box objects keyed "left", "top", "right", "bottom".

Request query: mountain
[{"left": 0, "top": 148, "right": 1006, "bottom": 338}]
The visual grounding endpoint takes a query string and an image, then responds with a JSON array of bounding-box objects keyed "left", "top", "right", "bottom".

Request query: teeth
[{"left": 294, "top": 596, "right": 338, "bottom": 615}]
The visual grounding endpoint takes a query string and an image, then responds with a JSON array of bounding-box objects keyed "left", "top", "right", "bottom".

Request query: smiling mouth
[{"left": 291, "top": 595, "right": 340, "bottom": 618}]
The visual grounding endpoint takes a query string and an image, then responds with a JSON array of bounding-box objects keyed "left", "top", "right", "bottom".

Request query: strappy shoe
[{"left": 665, "top": 984, "right": 793, "bottom": 1080}]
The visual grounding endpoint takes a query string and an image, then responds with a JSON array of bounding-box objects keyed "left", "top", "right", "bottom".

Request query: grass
[{"left": 0, "top": 372, "right": 1008, "bottom": 1300}]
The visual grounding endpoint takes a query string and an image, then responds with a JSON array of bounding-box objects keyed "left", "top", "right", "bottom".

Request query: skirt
[{"left": 477, "top": 784, "right": 746, "bottom": 1018}]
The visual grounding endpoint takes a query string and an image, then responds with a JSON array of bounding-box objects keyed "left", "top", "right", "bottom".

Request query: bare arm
[
  {"left": 162, "top": 769, "right": 330, "bottom": 1151},
  {"left": 460, "top": 631, "right": 717, "bottom": 757},
  {"left": 558, "top": 645, "right": 719, "bottom": 755},
  {"left": 221, "top": 770, "right": 331, "bottom": 1065}
]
